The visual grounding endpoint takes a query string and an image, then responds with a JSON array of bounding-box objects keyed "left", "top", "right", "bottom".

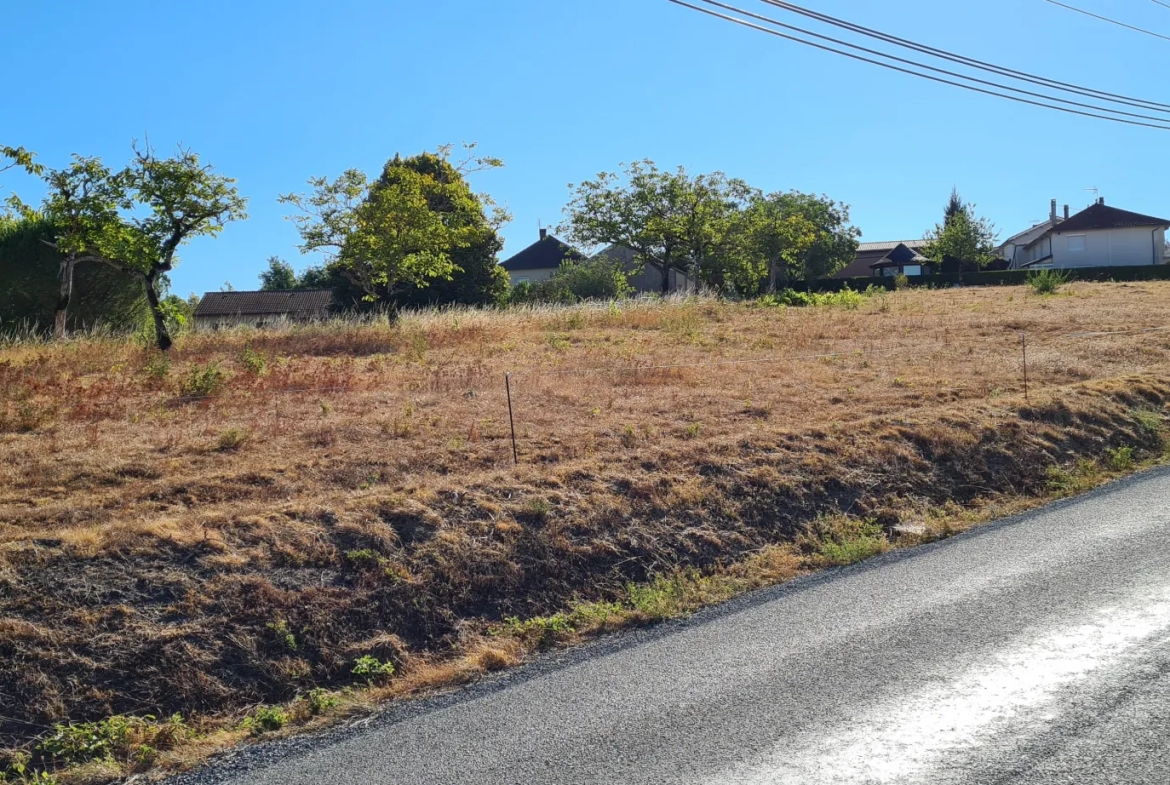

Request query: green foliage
[
  {"left": 351, "top": 655, "right": 396, "bottom": 684},
  {"left": 241, "top": 706, "right": 287, "bottom": 736},
  {"left": 303, "top": 688, "right": 339, "bottom": 716},
  {"left": 34, "top": 714, "right": 187, "bottom": 768},
  {"left": 239, "top": 345, "right": 267, "bottom": 375},
  {"left": 259, "top": 256, "right": 298, "bottom": 290},
  {"left": 216, "top": 428, "right": 249, "bottom": 451},
  {"left": 1105, "top": 445, "right": 1135, "bottom": 471},
  {"left": 561, "top": 160, "right": 753, "bottom": 294},
  {"left": 281, "top": 144, "right": 508, "bottom": 310},
  {"left": 522, "top": 257, "right": 633, "bottom": 304},
  {"left": 0, "top": 214, "right": 146, "bottom": 335},
  {"left": 1131, "top": 408, "right": 1164, "bottom": 445},
  {"left": 627, "top": 572, "right": 697, "bottom": 621},
  {"left": 800, "top": 516, "right": 889, "bottom": 567},
  {"left": 142, "top": 351, "right": 171, "bottom": 382},
  {"left": 178, "top": 362, "right": 227, "bottom": 399},
  {"left": 503, "top": 614, "right": 574, "bottom": 650},
  {"left": 759, "top": 285, "right": 868, "bottom": 309},
  {"left": 265, "top": 619, "right": 297, "bottom": 651},
  {"left": 1027, "top": 268, "right": 1070, "bottom": 295},
  {"left": 922, "top": 190, "right": 998, "bottom": 269}
]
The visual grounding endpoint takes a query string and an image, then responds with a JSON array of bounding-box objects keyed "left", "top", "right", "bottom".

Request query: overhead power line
[
  {"left": 700, "top": 0, "right": 1170, "bottom": 124},
  {"left": 756, "top": 0, "right": 1170, "bottom": 112},
  {"left": 668, "top": 0, "right": 1170, "bottom": 130},
  {"left": 1153, "top": 0, "right": 1170, "bottom": 10},
  {"left": 1043, "top": 0, "right": 1170, "bottom": 41}
]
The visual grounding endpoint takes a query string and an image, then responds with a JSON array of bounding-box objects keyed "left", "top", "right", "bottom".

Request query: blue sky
[{"left": 3, "top": 0, "right": 1169, "bottom": 295}]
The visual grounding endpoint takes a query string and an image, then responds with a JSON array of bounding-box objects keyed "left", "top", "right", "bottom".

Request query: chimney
[
  {"left": 539, "top": 228, "right": 548, "bottom": 241},
  {"left": 1098, "top": 197, "right": 1105, "bottom": 206},
  {"left": 1050, "top": 199, "right": 1058, "bottom": 222},
  {"left": 1064, "top": 204, "right": 1070, "bottom": 220}
]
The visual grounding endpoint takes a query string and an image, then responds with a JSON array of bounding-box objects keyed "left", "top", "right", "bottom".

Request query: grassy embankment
[{"left": 2, "top": 282, "right": 1170, "bottom": 782}]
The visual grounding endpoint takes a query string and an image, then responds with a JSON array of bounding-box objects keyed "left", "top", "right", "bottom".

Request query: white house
[
  {"left": 998, "top": 200, "right": 1067, "bottom": 268},
  {"left": 1008, "top": 199, "right": 1169, "bottom": 270}
]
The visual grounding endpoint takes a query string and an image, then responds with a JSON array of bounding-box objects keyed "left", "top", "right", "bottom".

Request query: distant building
[
  {"left": 592, "top": 245, "right": 691, "bottom": 294},
  {"left": 193, "top": 290, "right": 333, "bottom": 329},
  {"left": 835, "top": 240, "right": 929, "bottom": 279},
  {"left": 498, "top": 229, "right": 586, "bottom": 286},
  {"left": 1005, "top": 199, "right": 1169, "bottom": 270}
]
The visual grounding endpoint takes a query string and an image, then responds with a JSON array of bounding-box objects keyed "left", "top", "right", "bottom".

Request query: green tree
[
  {"left": 0, "top": 213, "right": 145, "bottom": 334},
  {"left": 741, "top": 195, "right": 820, "bottom": 293},
  {"left": 280, "top": 144, "right": 507, "bottom": 311},
  {"left": 561, "top": 161, "right": 752, "bottom": 294},
  {"left": 923, "top": 191, "right": 998, "bottom": 269},
  {"left": 18, "top": 143, "right": 248, "bottom": 348},
  {"left": 259, "top": 256, "right": 298, "bottom": 290}
]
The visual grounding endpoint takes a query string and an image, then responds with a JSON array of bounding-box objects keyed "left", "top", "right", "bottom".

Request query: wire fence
[{"left": 3, "top": 320, "right": 1170, "bottom": 468}]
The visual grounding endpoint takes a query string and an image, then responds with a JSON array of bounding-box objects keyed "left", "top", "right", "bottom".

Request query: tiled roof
[
  {"left": 856, "top": 240, "right": 926, "bottom": 253},
  {"left": 193, "top": 290, "right": 334, "bottom": 318},
  {"left": 1053, "top": 203, "right": 1170, "bottom": 233},
  {"left": 500, "top": 235, "right": 587, "bottom": 271}
]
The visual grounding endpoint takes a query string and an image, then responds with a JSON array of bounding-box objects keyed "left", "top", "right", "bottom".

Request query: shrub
[
  {"left": 1028, "top": 269, "right": 1070, "bottom": 295},
  {"left": 239, "top": 345, "right": 267, "bottom": 375},
  {"left": 142, "top": 352, "right": 171, "bottom": 382},
  {"left": 760, "top": 286, "right": 867, "bottom": 309},
  {"left": 303, "top": 688, "right": 339, "bottom": 716},
  {"left": 1105, "top": 445, "right": 1135, "bottom": 471},
  {"left": 216, "top": 428, "right": 249, "bottom": 451},
  {"left": 177, "top": 362, "right": 226, "bottom": 399},
  {"left": 523, "top": 257, "right": 633, "bottom": 304},
  {"left": 241, "top": 706, "right": 287, "bottom": 736},
  {"left": 351, "top": 655, "right": 396, "bottom": 684}
]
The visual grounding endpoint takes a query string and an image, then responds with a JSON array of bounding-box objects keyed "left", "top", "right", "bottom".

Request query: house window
[
  {"left": 1068, "top": 235, "right": 1086, "bottom": 253},
  {"left": 903, "top": 265, "right": 921, "bottom": 277}
]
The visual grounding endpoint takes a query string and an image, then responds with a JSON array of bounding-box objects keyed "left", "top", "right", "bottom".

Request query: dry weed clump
[{"left": 2, "top": 283, "right": 1170, "bottom": 778}]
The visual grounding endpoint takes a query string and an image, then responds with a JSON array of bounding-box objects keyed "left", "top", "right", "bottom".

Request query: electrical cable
[
  {"left": 696, "top": 0, "right": 1170, "bottom": 124},
  {"left": 669, "top": 0, "right": 1170, "bottom": 130},
  {"left": 1043, "top": 0, "right": 1170, "bottom": 41},
  {"left": 756, "top": 0, "right": 1170, "bottom": 112}
]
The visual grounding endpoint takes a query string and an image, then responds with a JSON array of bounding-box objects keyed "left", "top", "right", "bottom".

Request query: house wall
[
  {"left": 1050, "top": 226, "right": 1166, "bottom": 268},
  {"left": 507, "top": 268, "right": 557, "bottom": 286},
  {"left": 194, "top": 314, "right": 301, "bottom": 330},
  {"left": 625, "top": 264, "right": 691, "bottom": 294}
]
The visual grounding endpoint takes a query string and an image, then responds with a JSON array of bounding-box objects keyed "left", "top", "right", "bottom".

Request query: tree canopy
[
  {"left": 14, "top": 143, "right": 248, "bottom": 348},
  {"left": 923, "top": 190, "right": 998, "bottom": 270},
  {"left": 281, "top": 144, "right": 509, "bottom": 311}
]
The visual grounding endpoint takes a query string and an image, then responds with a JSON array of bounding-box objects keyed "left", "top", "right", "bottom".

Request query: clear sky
[{"left": 3, "top": 0, "right": 1169, "bottom": 296}]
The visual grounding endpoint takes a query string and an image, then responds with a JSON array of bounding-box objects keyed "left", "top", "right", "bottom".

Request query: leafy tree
[
  {"left": 280, "top": 144, "right": 507, "bottom": 311},
  {"left": 520, "top": 257, "right": 633, "bottom": 304},
  {"left": 0, "top": 213, "right": 145, "bottom": 334},
  {"left": 741, "top": 195, "right": 820, "bottom": 293},
  {"left": 561, "top": 161, "right": 753, "bottom": 294},
  {"left": 1, "top": 145, "right": 42, "bottom": 183},
  {"left": 16, "top": 143, "right": 247, "bottom": 348},
  {"left": 923, "top": 191, "right": 998, "bottom": 269},
  {"left": 259, "top": 256, "right": 298, "bottom": 290}
]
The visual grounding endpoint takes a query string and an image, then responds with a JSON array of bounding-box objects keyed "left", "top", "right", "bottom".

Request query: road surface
[{"left": 173, "top": 467, "right": 1170, "bottom": 784}]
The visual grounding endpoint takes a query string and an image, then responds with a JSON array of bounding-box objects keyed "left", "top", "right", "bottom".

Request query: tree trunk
[
  {"left": 768, "top": 254, "right": 779, "bottom": 294},
  {"left": 660, "top": 264, "right": 672, "bottom": 295},
  {"left": 55, "top": 255, "right": 76, "bottom": 339},
  {"left": 142, "top": 271, "right": 174, "bottom": 351}
]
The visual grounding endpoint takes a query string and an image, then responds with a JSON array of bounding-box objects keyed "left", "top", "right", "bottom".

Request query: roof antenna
[{"left": 1085, "top": 186, "right": 1099, "bottom": 205}]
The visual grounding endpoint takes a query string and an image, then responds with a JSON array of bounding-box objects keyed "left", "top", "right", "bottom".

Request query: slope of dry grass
[{"left": 2, "top": 282, "right": 1170, "bottom": 779}]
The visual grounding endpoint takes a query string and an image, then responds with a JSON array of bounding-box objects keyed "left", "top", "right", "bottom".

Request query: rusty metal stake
[
  {"left": 1021, "top": 332, "right": 1030, "bottom": 403},
  {"left": 505, "top": 372, "right": 519, "bottom": 465}
]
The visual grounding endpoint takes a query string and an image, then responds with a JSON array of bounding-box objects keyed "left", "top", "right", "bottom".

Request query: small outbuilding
[{"left": 193, "top": 290, "right": 334, "bottom": 329}]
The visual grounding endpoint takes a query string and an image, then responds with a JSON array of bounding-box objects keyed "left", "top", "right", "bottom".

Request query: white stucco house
[{"left": 1004, "top": 199, "right": 1168, "bottom": 270}]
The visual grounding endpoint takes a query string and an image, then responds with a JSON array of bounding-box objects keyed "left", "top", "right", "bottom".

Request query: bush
[
  {"left": 216, "top": 428, "right": 249, "bottom": 451},
  {"left": 241, "top": 706, "right": 287, "bottom": 736},
  {"left": 1028, "top": 269, "right": 1070, "bottom": 295},
  {"left": 177, "top": 362, "right": 226, "bottom": 399},
  {"left": 760, "top": 285, "right": 868, "bottom": 309},
  {"left": 351, "top": 655, "right": 396, "bottom": 684},
  {"left": 239, "top": 345, "right": 267, "bottom": 375},
  {"left": 522, "top": 258, "right": 633, "bottom": 304}
]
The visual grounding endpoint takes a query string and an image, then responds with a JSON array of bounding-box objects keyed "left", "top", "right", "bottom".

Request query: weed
[
  {"left": 34, "top": 714, "right": 187, "bottom": 767},
  {"left": 627, "top": 571, "right": 696, "bottom": 621},
  {"left": 142, "top": 352, "right": 171, "bottom": 382},
  {"left": 178, "top": 362, "right": 226, "bottom": 399},
  {"left": 1105, "top": 445, "right": 1135, "bottom": 471},
  {"left": 683, "top": 422, "right": 703, "bottom": 440},
  {"left": 239, "top": 345, "right": 268, "bottom": 375},
  {"left": 799, "top": 516, "right": 888, "bottom": 567},
  {"left": 503, "top": 614, "right": 574, "bottom": 650},
  {"left": 241, "top": 706, "right": 287, "bottom": 736},
  {"left": 893, "top": 273, "right": 910, "bottom": 291},
  {"left": 523, "top": 497, "right": 552, "bottom": 521},
  {"left": 302, "top": 688, "right": 339, "bottom": 716},
  {"left": 352, "top": 655, "right": 396, "bottom": 684},
  {"left": 265, "top": 619, "right": 297, "bottom": 651},
  {"left": 1045, "top": 465, "right": 1076, "bottom": 495},
  {"left": 216, "top": 428, "right": 249, "bottom": 452},
  {"left": 1130, "top": 408, "right": 1164, "bottom": 445},
  {"left": 1028, "top": 269, "right": 1070, "bottom": 295},
  {"left": 893, "top": 376, "right": 913, "bottom": 388},
  {"left": 620, "top": 424, "right": 638, "bottom": 448}
]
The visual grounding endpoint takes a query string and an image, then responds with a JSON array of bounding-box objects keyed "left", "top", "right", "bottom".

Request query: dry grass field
[{"left": 3, "top": 281, "right": 1170, "bottom": 780}]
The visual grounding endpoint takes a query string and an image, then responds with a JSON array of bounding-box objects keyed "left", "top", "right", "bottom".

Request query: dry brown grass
[{"left": 2, "top": 282, "right": 1170, "bottom": 779}]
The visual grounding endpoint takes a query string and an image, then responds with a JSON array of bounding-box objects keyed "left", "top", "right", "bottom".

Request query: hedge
[{"left": 792, "top": 264, "right": 1170, "bottom": 293}]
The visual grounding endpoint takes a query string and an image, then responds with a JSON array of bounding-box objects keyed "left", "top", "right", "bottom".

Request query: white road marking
[{"left": 714, "top": 585, "right": 1170, "bottom": 784}]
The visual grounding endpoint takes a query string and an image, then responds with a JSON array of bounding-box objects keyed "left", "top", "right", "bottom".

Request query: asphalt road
[{"left": 174, "top": 467, "right": 1170, "bottom": 785}]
